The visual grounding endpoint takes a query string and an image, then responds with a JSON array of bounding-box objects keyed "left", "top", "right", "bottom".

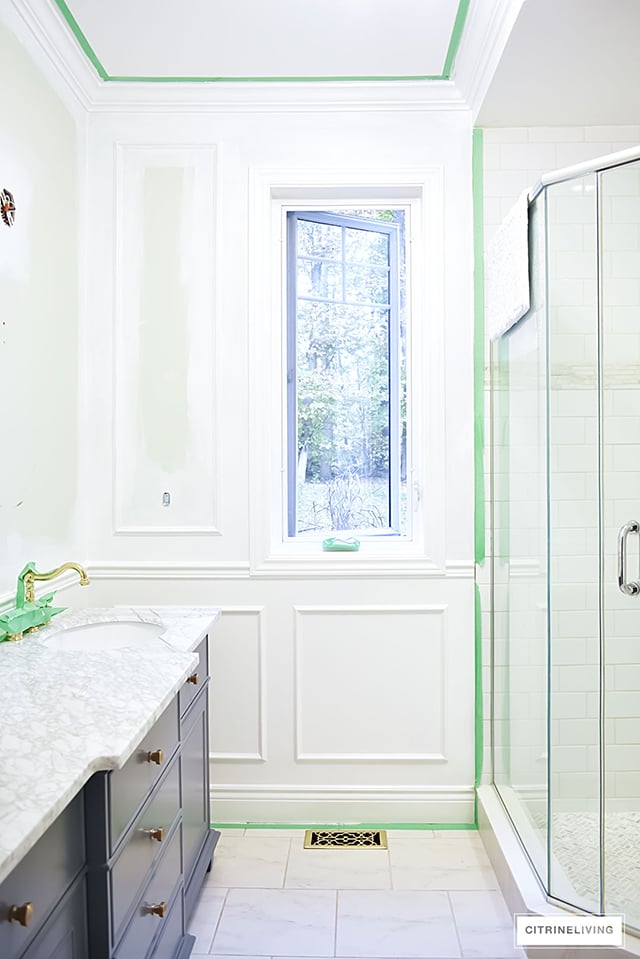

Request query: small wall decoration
[{"left": 1, "top": 188, "right": 16, "bottom": 227}]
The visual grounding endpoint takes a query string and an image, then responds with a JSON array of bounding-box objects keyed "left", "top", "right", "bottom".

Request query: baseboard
[{"left": 210, "top": 784, "right": 475, "bottom": 825}]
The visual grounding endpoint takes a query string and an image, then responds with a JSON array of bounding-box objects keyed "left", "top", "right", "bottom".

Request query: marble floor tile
[
  {"left": 210, "top": 888, "right": 337, "bottom": 956},
  {"left": 207, "top": 834, "right": 291, "bottom": 888},
  {"left": 187, "top": 887, "right": 227, "bottom": 952},
  {"left": 285, "top": 845, "right": 392, "bottom": 889},
  {"left": 449, "top": 890, "right": 525, "bottom": 958},
  {"left": 244, "top": 829, "right": 307, "bottom": 839},
  {"left": 390, "top": 834, "right": 498, "bottom": 890},
  {"left": 336, "top": 889, "right": 462, "bottom": 958}
]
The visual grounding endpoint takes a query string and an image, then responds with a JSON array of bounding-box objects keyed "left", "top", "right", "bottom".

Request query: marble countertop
[{"left": 0, "top": 605, "right": 220, "bottom": 885}]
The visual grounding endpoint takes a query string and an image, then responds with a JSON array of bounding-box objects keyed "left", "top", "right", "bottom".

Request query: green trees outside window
[{"left": 287, "top": 209, "right": 407, "bottom": 537}]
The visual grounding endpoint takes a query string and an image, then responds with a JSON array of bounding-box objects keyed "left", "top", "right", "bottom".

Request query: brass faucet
[{"left": 21, "top": 562, "right": 90, "bottom": 604}]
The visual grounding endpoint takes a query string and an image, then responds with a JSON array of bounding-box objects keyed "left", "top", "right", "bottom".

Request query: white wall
[
  {"left": 66, "top": 102, "right": 477, "bottom": 824},
  {"left": 0, "top": 18, "right": 82, "bottom": 596}
]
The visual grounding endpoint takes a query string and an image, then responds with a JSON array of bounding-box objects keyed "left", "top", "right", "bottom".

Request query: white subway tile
[
  {"left": 605, "top": 744, "right": 640, "bottom": 771},
  {"left": 500, "top": 142, "right": 557, "bottom": 172},
  {"left": 556, "top": 143, "right": 608, "bottom": 168},
  {"left": 482, "top": 128, "right": 531, "bottom": 144},
  {"left": 606, "top": 691, "right": 640, "bottom": 718},
  {"left": 613, "top": 718, "right": 640, "bottom": 744},
  {"left": 528, "top": 128, "right": 586, "bottom": 143},
  {"left": 612, "top": 771, "right": 640, "bottom": 797},
  {"left": 584, "top": 125, "right": 640, "bottom": 141}
]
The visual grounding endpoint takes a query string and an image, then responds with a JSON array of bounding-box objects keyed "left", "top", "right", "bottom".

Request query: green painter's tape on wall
[
  {"left": 472, "top": 128, "right": 486, "bottom": 566},
  {"left": 474, "top": 583, "right": 484, "bottom": 792}
]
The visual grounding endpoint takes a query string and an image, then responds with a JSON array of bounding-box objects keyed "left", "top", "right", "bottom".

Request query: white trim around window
[{"left": 248, "top": 167, "right": 446, "bottom": 577}]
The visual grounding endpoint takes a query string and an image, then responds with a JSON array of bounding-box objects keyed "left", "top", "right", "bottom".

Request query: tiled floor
[{"left": 186, "top": 829, "right": 526, "bottom": 959}]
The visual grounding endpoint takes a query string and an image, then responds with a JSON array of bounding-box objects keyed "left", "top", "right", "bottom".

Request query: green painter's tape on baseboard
[
  {"left": 472, "top": 127, "right": 486, "bottom": 566},
  {"left": 442, "top": 0, "right": 471, "bottom": 78},
  {"left": 213, "top": 822, "right": 477, "bottom": 831}
]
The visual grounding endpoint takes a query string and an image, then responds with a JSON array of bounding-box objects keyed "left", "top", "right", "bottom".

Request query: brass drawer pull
[
  {"left": 146, "top": 748, "right": 164, "bottom": 765},
  {"left": 9, "top": 903, "right": 34, "bottom": 927},
  {"left": 145, "top": 827, "right": 165, "bottom": 843},
  {"left": 147, "top": 902, "right": 167, "bottom": 918},
  {"left": 186, "top": 673, "right": 199, "bottom": 685}
]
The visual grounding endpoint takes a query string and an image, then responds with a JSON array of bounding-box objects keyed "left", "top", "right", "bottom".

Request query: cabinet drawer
[
  {"left": 113, "top": 828, "right": 181, "bottom": 959},
  {"left": 111, "top": 761, "right": 180, "bottom": 943},
  {"left": 148, "top": 889, "right": 183, "bottom": 959},
  {"left": 21, "top": 874, "right": 87, "bottom": 959},
  {"left": 0, "top": 792, "right": 85, "bottom": 959},
  {"left": 110, "top": 698, "right": 179, "bottom": 854},
  {"left": 179, "top": 635, "right": 208, "bottom": 717}
]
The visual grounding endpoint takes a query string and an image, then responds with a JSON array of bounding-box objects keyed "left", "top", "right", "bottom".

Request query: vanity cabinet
[
  {"left": 85, "top": 632, "right": 219, "bottom": 959},
  {"left": 0, "top": 629, "right": 219, "bottom": 959},
  {"left": 0, "top": 792, "right": 87, "bottom": 959}
]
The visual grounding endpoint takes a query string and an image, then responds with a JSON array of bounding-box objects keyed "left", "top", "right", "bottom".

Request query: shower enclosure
[{"left": 490, "top": 147, "right": 640, "bottom": 933}]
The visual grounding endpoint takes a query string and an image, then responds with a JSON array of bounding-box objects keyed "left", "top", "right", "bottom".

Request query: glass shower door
[{"left": 600, "top": 158, "right": 640, "bottom": 932}]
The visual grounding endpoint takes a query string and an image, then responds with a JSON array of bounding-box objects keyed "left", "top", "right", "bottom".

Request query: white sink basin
[{"left": 43, "top": 620, "right": 165, "bottom": 652}]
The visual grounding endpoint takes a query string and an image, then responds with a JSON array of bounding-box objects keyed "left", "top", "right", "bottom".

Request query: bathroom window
[{"left": 286, "top": 209, "right": 406, "bottom": 539}]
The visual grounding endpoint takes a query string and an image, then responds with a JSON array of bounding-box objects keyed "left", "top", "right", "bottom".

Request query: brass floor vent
[{"left": 304, "top": 829, "right": 388, "bottom": 849}]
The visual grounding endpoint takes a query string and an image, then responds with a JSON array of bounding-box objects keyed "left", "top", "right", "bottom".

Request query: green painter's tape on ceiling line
[
  {"left": 52, "top": 0, "right": 469, "bottom": 83},
  {"left": 53, "top": 0, "right": 107, "bottom": 79},
  {"left": 442, "top": 0, "right": 471, "bottom": 79}
]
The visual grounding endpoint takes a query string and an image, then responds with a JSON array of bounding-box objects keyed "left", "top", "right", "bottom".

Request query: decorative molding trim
[
  {"left": 3, "top": 4, "right": 471, "bottom": 113},
  {"left": 112, "top": 142, "right": 219, "bottom": 536},
  {"left": 83, "top": 561, "right": 474, "bottom": 582},
  {"left": 293, "top": 604, "right": 447, "bottom": 763},
  {"left": 87, "top": 80, "right": 469, "bottom": 115},
  {"left": 295, "top": 752, "right": 447, "bottom": 763},
  {"left": 445, "top": 560, "right": 475, "bottom": 578},
  {"left": 453, "top": 0, "right": 524, "bottom": 121},
  {"left": 87, "top": 562, "right": 251, "bottom": 580},
  {"left": 6, "top": 0, "right": 100, "bottom": 112},
  {"left": 209, "top": 606, "right": 267, "bottom": 763}
]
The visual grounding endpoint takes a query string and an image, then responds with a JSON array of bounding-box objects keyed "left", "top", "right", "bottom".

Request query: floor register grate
[{"left": 303, "top": 829, "right": 388, "bottom": 849}]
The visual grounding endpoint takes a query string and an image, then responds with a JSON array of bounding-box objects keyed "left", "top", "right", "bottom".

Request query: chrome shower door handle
[{"left": 617, "top": 521, "right": 640, "bottom": 595}]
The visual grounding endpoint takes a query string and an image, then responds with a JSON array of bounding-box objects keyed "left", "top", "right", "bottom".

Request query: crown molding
[
  {"left": 452, "top": 0, "right": 525, "bottom": 122},
  {"left": 88, "top": 78, "right": 469, "bottom": 115},
  {"left": 6, "top": 0, "right": 471, "bottom": 114},
  {"left": 5, "top": 0, "right": 101, "bottom": 113}
]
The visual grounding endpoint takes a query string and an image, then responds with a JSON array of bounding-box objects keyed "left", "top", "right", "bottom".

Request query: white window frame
[{"left": 248, "top": 168, "right": 446, "bottom": 577}]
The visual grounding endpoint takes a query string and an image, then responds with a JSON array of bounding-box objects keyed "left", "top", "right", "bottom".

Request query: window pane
[
  {"left": 296, "top": 220, "right": 342, "bottom": 259},
  {"left": 297, "top": 258, "right": 342, "bottom": 300},
  {"left": 288, "top": 210, "right": 406, "bottom": 538},
  {"left": 344, "top": 226, "right": 389, "bottom": 266},
  {"left": 295, "top": 300, "right": 391, "bottom": 533},
  {"left": 345, "top": 264, "right": 389, "bottom": 305}
]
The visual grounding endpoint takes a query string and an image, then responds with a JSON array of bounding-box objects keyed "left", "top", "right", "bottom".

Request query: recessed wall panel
[
  {"left": 294, "top": 605, "right": 446, "bottom": 761},
  {"left": 209, "top": 608, "right": 266, "bottom": 761},
  {"left": 114, "top": 144, "right": 217, "bottom": 533}
]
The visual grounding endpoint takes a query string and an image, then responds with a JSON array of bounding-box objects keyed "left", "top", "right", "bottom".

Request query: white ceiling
[
  {"left": 50, "top": 0, "right": 640, "bottom": 128},
  {"left": 58, "top": 0, "right": 462, "bottom": 80},
  {"left": 477, "top": 0, "right": 640, "bottom": 126}
]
